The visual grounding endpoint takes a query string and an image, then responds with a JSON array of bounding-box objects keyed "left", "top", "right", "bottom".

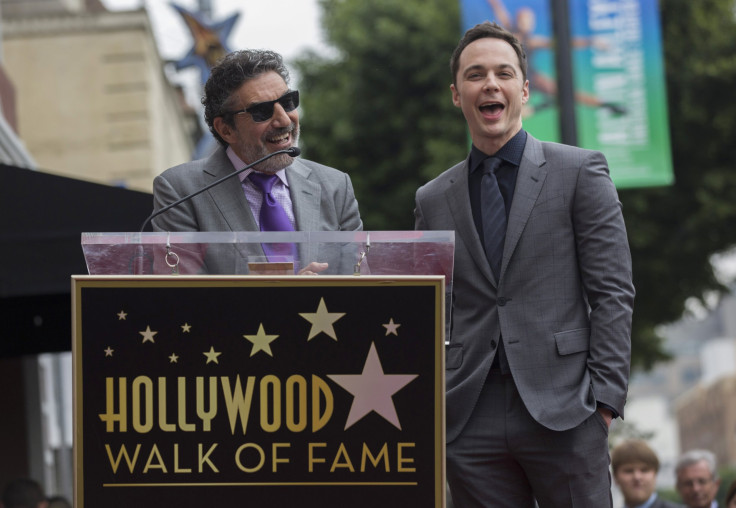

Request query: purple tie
[{"left": 248, "top": 172, "right": 296, "bottom": 262}]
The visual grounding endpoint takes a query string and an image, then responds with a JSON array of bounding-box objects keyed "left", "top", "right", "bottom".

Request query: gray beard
[{"left": 246, "top": 126, "right": 300, "bottom": 174}]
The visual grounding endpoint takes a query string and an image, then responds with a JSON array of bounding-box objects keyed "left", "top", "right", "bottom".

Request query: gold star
[
  {"left": 244, "top": 324, "right": 279, "bottom": 357},
  {"left": 139, "top": 326, "right": 157, "bottom": 343},
  {"left": 169, "top": 353, "right": 179, "bottom": 363},
  {"left": 138, "top": 326, "right": 158, "bottom": 344},
  {"left": 117, "top": 310, "right": 127, "bottom": 320},
  {"left": 181, "top": 323, "right": 192, "bottom": 333},
  {"left": 203, "top": 346, "right": 221, "bottom": 364},
  {"left": 104, "top": 346, "right": 114, "bottom": 357},
  {"left": 299, "top": 298, "right": 345, "bottom": 341},
  {"left": 383, "top": 318, "right": 401, "bottom": 336}
]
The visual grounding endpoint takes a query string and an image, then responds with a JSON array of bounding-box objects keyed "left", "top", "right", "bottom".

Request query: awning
[{"left": 1, "top": 164, "right": 154, "bottom": 356}]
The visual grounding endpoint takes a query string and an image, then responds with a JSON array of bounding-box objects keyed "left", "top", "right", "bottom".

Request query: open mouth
[
  {"left": 480, "top": 102, "right": 504, "bottom": 115},
  {"left": 266, "top": 131, "right": 291, "bottom": 146}
]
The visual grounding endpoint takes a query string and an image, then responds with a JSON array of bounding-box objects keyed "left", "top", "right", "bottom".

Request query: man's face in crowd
[
  {"left": 676, "top": 460, "right": 720, "bottom": 508},
  {"left": 614, "top": 461, "right": 657, "bottom": 506}
]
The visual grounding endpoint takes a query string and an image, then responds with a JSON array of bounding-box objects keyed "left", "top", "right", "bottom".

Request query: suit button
[
  {"left": 490, "top": 340, "right": 497, "bottom": 349},
  {"left": 498, "top": 297, "right": 507, "bottom": 306}
]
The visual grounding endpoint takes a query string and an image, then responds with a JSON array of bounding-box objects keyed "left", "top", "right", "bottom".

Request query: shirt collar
[
  {"left": 469, "top": 129, "right": 527, "bottom": 174},
  {"left": 226, "top": 146, "right": 288, "bottom": 185},
  {"left": 626, "top": 492, "right": 657, "bottom": 508}
]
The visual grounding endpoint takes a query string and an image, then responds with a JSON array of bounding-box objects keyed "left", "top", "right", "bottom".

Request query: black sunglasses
[{"left": 226, "top": 90, "right": 300, "bottom": 123}]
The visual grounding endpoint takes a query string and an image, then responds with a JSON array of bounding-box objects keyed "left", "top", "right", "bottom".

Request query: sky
[
  {"left": 102, "top": 0, "right": 327, "bottom": 60},
  {"left": 101, "top": 0, "right": 329, "bottom": 102}
]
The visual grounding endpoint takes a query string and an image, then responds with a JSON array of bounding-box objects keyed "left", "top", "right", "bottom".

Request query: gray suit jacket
[
  {"left": 151, "top": 145, "right": 362, "bottom": 273},
  {"left": 649, "top": 496, "right": 686, "bottom": 508},
  {"left": 415, "top": 133, "right": 634, "bottom": 442}
]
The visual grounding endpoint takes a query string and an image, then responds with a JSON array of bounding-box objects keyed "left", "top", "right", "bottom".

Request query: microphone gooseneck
[{"left": 139, "top": 146, "right": 300, "bottom": 233}]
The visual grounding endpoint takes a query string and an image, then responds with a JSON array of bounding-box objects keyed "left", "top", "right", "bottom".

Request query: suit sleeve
[
  {"left": 573, "top": 150, "right": 635, "bottom": 418},
  {"left": 151, "top": 173, "right": 200, "bottom": 232}
]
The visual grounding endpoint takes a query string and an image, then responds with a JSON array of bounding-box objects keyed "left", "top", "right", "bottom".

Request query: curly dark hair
[
  {"left": 202, "top": 50, "right": 291, "bottom": 147},
  {"left": 450, "top": 21, "right": 528, "bottom": 86}
]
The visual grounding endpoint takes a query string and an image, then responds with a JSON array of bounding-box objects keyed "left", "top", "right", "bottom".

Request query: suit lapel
[
  {"left": 503, "top": 135, "right": 547, "bottom": 271},
  {"left": 286, "top": 160, "right": 321, "bottom": 264},
  {"left": 205, "top": 148, "right": 259, "bottom": 231},
  {"left": 444, "top": 161, "right": 496, "bottom": 285},
  {"left": 286, "top": 159, "right": 321, "bottom": 231}
]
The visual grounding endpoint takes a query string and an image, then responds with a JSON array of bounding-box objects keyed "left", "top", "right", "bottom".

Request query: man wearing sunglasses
[{"left": 151, "top": 49, "right": 363, "bottom": 274}]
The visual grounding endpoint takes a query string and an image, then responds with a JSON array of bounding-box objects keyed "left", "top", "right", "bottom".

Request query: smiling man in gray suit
[
  {"left": 415, "top": 22, "right": 634, "bottom": 507},
  {"left": 152, "top": 50, "right": 362, "bottom": 274}
]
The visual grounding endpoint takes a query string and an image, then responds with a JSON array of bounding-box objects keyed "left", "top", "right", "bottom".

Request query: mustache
[{"left": 266, "top": 124, "right": 296, "bottom": 138}]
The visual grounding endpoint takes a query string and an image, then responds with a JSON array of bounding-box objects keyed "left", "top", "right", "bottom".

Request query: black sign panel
[{"left": 73, "top": 276, "right": 444, "bottom": 507}]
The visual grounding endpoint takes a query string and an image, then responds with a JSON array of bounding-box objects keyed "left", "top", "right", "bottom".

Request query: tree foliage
[
  {"left": 293, "top": 0, "right": 467, "bottom": 230},
  {"left": 619, "top": 0, "right": 736, "bottom": 369},
  {"left": 292, "top": 0, "right": 736, "bottom": 370}
]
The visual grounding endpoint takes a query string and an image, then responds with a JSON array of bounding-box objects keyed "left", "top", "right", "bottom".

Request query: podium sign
[{"left": 72, "top": 275, "right": 445, "bottom": 507}]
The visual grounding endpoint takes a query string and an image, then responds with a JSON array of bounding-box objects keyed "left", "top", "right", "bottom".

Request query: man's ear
[
  {"left": 450, "top": 84, "right": 461, "bottom": 108},
  {"left": 213, "top": 117, "right": 236, "bottom": 144}
]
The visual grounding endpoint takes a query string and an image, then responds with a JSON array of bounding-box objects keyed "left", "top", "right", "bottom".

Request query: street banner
[{"left": 459, "top": 0, "right": 674, "bottom": 187}]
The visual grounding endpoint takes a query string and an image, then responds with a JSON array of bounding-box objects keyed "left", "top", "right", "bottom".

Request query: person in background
[
  {"left": 675, "top": 449, "right": 721, "bottom": 508},
  {"left": 611, "top": 439, "right": 684, "bottom": 508},
  {"left": 0, "top": 478, "right": 48, "bottom": 508},
  {"left": 45, "top": 496, "right": 71, "bottom": 508},
  {"left": 724, "top": 478, "right": 736, "bottom": 508}
]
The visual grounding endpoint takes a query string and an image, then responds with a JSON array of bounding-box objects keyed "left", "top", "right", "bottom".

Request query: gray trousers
[{"left": 446, "top": 370, "right": 612, "bottom": 508}]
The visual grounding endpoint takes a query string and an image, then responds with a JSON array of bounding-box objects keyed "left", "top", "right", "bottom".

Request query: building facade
[{"left": 1, "top": 3, "right": 196, "bottom": 192}]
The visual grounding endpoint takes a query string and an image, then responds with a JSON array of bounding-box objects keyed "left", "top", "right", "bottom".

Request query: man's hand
[
  {"left": 597, "top": 407, "right": 613, "bottom": 428},
  {"left": 298, "top": 262, "right": 328, "bottom": 275}
]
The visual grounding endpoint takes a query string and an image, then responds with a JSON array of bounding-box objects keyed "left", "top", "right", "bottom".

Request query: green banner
[{"left": 460, "top": 0, "right": 673, "bottom": 188}]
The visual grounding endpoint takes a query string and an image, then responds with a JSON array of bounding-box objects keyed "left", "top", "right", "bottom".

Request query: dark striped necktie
[{"left": 480, "top": 156, "right": 506, "bottom": 279}]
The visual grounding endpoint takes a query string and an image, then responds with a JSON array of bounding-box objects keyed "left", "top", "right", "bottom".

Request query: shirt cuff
[{"left": 596, "top": 402, "right": 619, "bottom": 419}]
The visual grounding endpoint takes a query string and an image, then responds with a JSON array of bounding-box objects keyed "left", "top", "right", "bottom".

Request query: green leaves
[{"left": 293, "top": 0, "right": 466, "bottom": 230}]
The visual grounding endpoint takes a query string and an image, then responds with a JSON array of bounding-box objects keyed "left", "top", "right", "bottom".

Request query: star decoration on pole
[
  {"left": 139, "top": 326, "right": 157, "bottom": 344},
  {"left": 171, "top": 3, "right": 239, "bottom": 84},
  {"left": 104, "top": 346, "right": 114, "bottom": 357},
  {"left": 181, "top": 323, "right": 192, "bottom": 333},
  {"left": 117, "top": 310, "right": 127, "bottom": 320},
  {"left": 299, "top": 298, "right": 346, "bottom": 341},
  {"left": 203, "top": 346, "right": 221, "bottom": 364},
  {"left": 328, "top": 342, "right": 418, "bottom": 430},
  {"left": 244, "top": 324, "right": 279, "bottom": 357},
  {"left": 169, "top": 353, "right": 179, "bottom": 363},
  {"left": 382, "top": 318, "right": 401, "bottom": 336}
]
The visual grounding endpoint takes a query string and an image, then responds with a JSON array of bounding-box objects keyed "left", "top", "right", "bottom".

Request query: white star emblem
[
  {"left": 328, "top": 342, "right": 417, "bottom": 430},
  {"left": 382, "top": 318, "right": 401, "bottom": 336}
]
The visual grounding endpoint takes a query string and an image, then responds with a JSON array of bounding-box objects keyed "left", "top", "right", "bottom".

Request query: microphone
[{"left": 139, "top": 146, "right": 301, "bottom": 232}]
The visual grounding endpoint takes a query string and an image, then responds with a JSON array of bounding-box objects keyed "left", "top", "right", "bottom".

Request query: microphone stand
[
  {"left": 133, "top": 146, "right": 300, "bottom": 274},
  {"left": 139, "top": 146, "right": 300, "bottom": 233}
]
